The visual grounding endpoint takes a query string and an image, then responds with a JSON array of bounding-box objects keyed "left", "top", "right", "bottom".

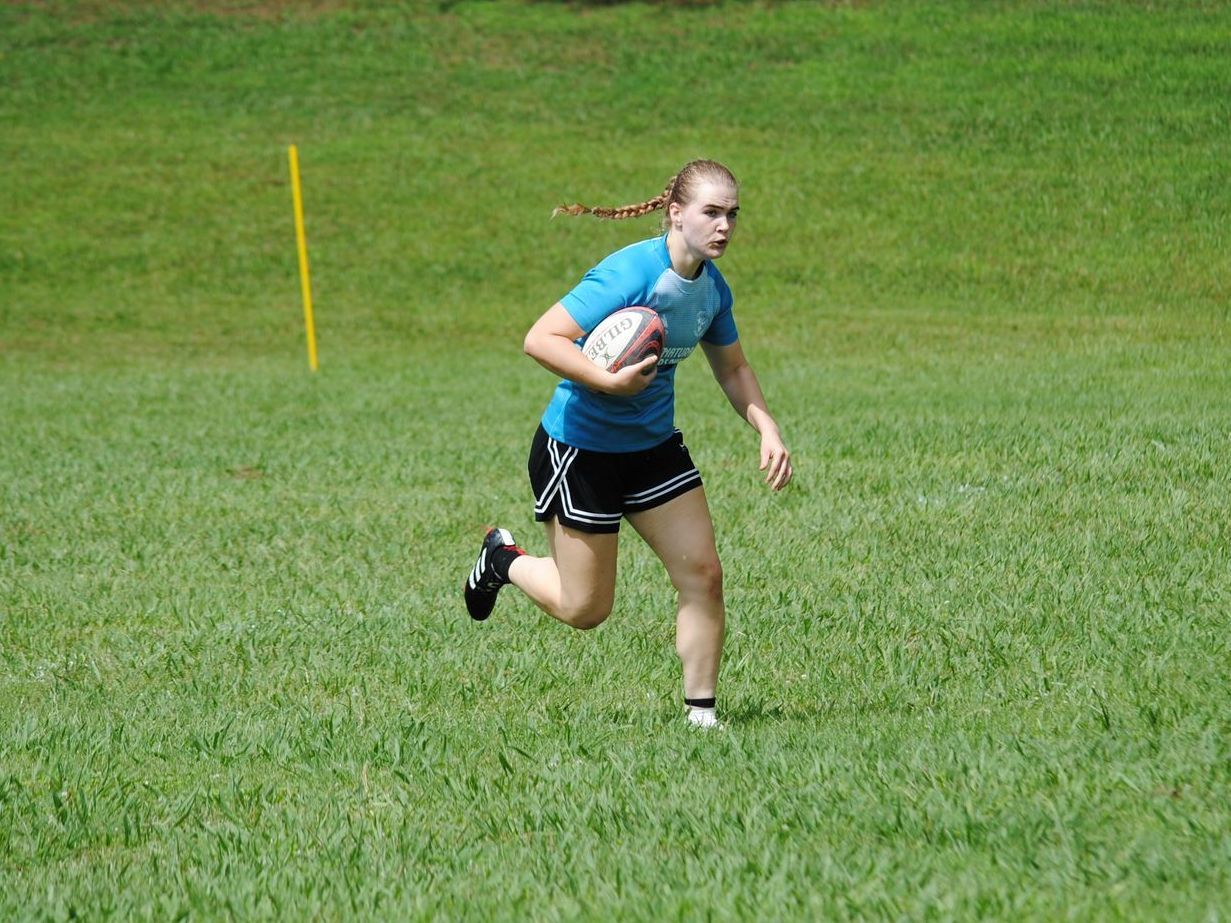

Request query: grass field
[{"left": 2, "top": 1, "right": 1230, "bottom": 919}]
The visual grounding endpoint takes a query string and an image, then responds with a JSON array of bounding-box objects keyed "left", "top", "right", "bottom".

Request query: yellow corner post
[{"left": 288, "top": 144, "right": 319, "bottom": 371}]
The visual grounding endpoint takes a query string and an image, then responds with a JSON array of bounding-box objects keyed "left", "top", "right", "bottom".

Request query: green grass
[{"left": 2, "top": 1, "right": 1230, "bottom": 919}]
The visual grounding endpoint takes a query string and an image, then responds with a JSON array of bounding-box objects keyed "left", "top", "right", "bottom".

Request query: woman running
[{"left": 463, "top": 159, "right": 792, "bottom": 729}]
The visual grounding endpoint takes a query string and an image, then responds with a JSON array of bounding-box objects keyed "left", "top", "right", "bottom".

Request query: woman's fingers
[{"left": 760, "top": 441, "right": 792, "bottom": 490}]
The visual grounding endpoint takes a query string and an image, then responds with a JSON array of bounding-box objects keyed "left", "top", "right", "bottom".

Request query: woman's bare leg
[
  {"left": 507, "top": 519, "right": 619, "bottom": 630},
  {"left": 626, "top": 488, "right": 724, "bottom": 700}
]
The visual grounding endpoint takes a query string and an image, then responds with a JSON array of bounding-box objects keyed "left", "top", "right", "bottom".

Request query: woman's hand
[
  {"left": 600, "top": 355, "right": 658, "bottom": 396},
  {"left": 525, "top": 303, "right": 658, "bottom": 396},
  {"left": 759, "top": 430, "right": 793, "bottom": 491},
  {"left": 702, "top": 340, "right": 793, "bottom": 491}
]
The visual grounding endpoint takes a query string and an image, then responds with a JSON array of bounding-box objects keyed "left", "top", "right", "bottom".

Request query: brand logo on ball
[
  {"left": 583, "top": 315, "right": 636, "bottom": 366},
  {"left": 580, "top": 307, "right": 665, "bottom": 373}
]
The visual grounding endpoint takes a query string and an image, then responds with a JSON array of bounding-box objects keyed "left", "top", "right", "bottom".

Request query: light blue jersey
[{"left": 540, "top": 234, "right": 739, "bottom": 453}]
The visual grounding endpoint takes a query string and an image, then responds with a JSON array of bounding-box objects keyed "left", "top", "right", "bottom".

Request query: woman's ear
[{"left": 667, "top": 201, "right": 683, "bottom": 229}]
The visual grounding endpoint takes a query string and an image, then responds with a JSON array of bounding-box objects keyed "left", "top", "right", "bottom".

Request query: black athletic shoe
[{"left": 464, "top": 527, "right": 522, "bottom": 621}]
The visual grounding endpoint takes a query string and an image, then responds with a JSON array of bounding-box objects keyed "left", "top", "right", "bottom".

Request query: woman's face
[{"left": 670, "top": 180, "right": 739, "bottom": 262}]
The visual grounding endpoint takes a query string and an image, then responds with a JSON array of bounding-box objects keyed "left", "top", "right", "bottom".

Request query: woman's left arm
[{"left": 701, "top": 340, "right": 793, "bottom": 491}]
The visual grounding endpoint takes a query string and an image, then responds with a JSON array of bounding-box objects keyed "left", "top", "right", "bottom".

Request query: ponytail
[
  {"left": 553, "top": 160, "right": 736, "bottom": 228},
  {"left": 552, "top": 175, "right": 676, "bottom": 221}
]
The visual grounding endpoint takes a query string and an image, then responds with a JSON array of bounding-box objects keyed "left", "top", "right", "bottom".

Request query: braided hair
[{"left": 553, "top": 160, "right": 738, "bottom": 227}]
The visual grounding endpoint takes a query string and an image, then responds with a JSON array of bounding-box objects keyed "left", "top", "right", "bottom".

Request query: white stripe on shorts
[
  {"left": 560, "top": 469, "right": 622, "bottom": 525},
  {"left": 534, "top": 439, "right": 577, "bottom": 515},
  {"left": 535, "top": 437, "right": 620, "bottom": 525},
  {"left": 623, "top": 467, "right": 702, "bottom": 506}
]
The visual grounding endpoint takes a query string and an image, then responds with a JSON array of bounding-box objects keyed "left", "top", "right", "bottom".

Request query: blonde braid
[{"left": 553, "top": 175, "right": 677, "bottom": 221}]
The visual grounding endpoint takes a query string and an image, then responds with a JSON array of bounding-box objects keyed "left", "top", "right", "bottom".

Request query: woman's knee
[
  {"left": 676, "top": 555, "right": 723, "bottom": 600},
  {"left": 557, "top": 597, "right": 613, "bottom": 630}
]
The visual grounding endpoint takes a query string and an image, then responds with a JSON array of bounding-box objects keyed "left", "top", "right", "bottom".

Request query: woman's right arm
[{"left": 523, "top": 303, "right": 657, "bottom": 397}]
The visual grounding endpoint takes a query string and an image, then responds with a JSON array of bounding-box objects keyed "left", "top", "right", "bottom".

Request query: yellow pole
[{"left": 288, "top": 144, "right": 319, "bottom": 372}]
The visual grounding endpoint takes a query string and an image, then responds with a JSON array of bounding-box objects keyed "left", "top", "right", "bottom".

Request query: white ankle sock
[{"left": 686, "top": 706, "right": 722, "bottom": 729}]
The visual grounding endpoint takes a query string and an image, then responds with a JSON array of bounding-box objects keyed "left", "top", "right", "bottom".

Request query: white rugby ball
[{"left": 580, "top": 306, "right": 665, "bottom": 373}]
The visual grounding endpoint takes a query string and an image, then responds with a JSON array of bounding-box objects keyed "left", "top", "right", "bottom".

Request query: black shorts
[{"left": 528, "top": 425, "right": 703, "bottom": 534}]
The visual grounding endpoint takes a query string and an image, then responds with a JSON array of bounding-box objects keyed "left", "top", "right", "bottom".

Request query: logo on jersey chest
[
  {"left": 649, "top": 278, "right": 718, "bottom": 366},
  {"left": 659, "top": 344, "right": 696, "bottom": 365},
  {"left": 694, "top": 307, "right": 714, "bottom": 338}
]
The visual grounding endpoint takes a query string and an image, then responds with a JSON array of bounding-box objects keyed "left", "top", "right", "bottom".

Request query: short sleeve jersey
[{"left": 540, "top": 234, "right": 739, "bottom": 453}]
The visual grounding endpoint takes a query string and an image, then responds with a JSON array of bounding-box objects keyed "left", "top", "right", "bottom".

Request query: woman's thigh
[
  {"left": 625, "top": 487, "right": 721, "bottom": 593},
  {"left": 545, "top": 517, "right": 620, "bottom": 615}
]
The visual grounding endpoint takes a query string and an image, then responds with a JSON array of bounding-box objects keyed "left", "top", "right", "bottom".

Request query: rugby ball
[{"left": 580, "top": 307, "right": 665, "bottom": 374}]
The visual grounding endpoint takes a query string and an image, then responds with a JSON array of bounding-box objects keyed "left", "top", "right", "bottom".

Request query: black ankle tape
[
  {"left": 490, "top": 545, "right": 522, "bottom": 582},
  {"left": 685, "top": 697, "right": 716, "bottom": 709}
]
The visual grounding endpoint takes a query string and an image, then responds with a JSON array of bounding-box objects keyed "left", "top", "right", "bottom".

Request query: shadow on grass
[
  {"left": 519, "top": 0, "right": 721, "bottom": 6},
  {"left": 720, "top": 698, "right": 825, "bottom": 725}
]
